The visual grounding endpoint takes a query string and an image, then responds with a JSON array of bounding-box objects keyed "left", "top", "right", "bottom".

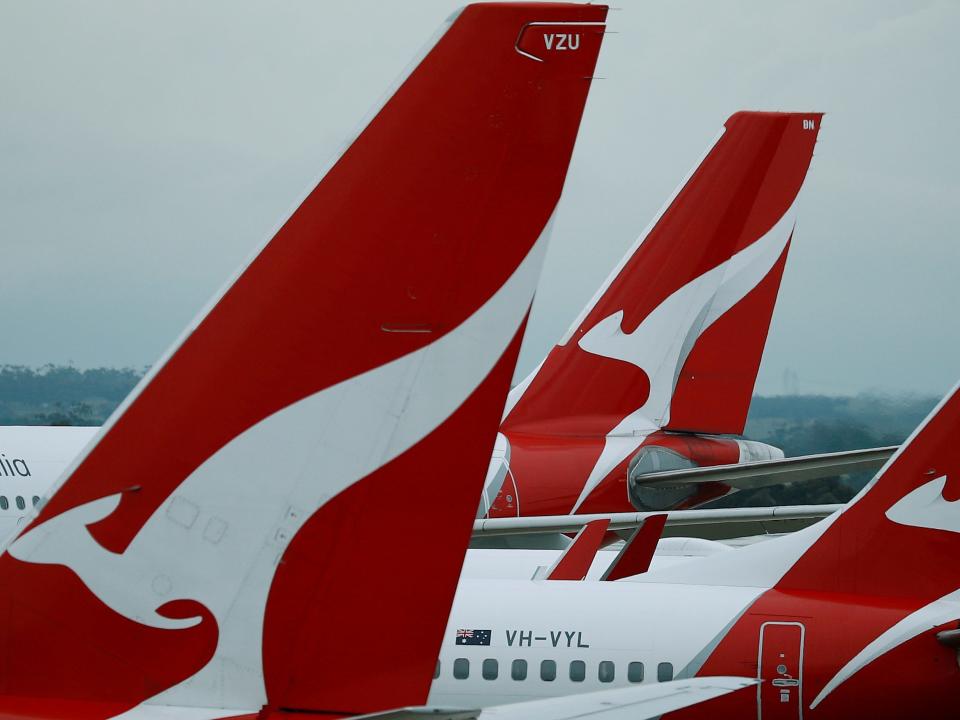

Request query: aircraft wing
[
  {"left": 473, "top": 504, "right": 841, "bottom": 541},
  {"left": 356, "top": 677, "right": 756, "bottom": 720},
  {"left": 635, "top": 445, "right": 896, "bottom": 491}
]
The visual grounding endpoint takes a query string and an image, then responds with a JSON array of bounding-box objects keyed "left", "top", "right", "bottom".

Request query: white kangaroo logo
[
  {"left": 568, "top": 202, "right": 798, "bottom": 511},
  {"left": 8, "top": 238, "right": 547, "bottom": 713},
  {"left": 885, "top": 475, "right": 960, "bottom": 533},
  {"left": 578, "top": 202, "right": 797, "bottom": 428}
]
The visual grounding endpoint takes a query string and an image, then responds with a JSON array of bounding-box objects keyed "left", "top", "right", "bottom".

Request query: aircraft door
[{"left": 757, "top": 621, "right": 804, "bottom": 720}]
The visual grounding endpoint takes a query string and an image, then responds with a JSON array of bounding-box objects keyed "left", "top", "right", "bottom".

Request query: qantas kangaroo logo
[
  {"left": 578, "top": 201, "right": 798, "bottom": 428},
  {"left": 7, "top": 244, "right": 544, "bottom": 711},
  {"left": 885, "top": 475, "right": 960, "bottom": 534},
  {"left": 568, "top": 203, "right": 798, "bottom": 510},
  {"left": 9, "top": 493, "right": 205, "bottom": 631}
]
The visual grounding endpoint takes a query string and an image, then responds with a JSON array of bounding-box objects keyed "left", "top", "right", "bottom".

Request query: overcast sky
[{"left": 1, "top": 1, "right": 957, "bottom": 396}]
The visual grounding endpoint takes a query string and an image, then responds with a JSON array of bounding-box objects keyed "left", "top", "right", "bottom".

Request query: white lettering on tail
[{"left": 543, "top": 33, "right": 580, "bottom": 51}]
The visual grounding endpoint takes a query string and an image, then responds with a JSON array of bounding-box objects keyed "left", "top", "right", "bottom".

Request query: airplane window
[
  {"left": 453, "top": 658, "right": 469, "bottom": 680},
  {"left": 598, "top": 660, "right": 615, "bottom": 683},
  {"left": 434, "top": 661, "right": 440, "bottom": 679},
  {"left": 628, "top": 662, "right": 644, "bottom": 683},
  {"left": 569, "top": 660, "right": 585, "bottom": 682},
  {"left": 511, "top": 659, "right": 527, "bottom": 681},
  {"left": 15, "top": 496, "right": 24, "bottom": 511},
  {"left": 482, "top": 659, "right": 498, "bottom": 680},
  {"left": 32, "top": 496, "right": 39, "bottom": 507},
  {"left": 540, "top": 659, "right": 556, "bottom": 682},
  {"left": 0, "top": 496, "right": 7, "bottom": 511},
  {"left": 658, "top": 662, "right": 674, "bottom": 682}
]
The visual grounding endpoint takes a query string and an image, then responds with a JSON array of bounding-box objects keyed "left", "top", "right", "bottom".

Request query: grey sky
[{"left": 1, "top": 1, "right": 957, "bottom": 396}]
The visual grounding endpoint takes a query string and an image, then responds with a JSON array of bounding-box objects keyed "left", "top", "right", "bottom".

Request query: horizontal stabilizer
[
  {"left": 601, "top": 513, "right": 666, "bottom": 580},
  {"left": 634, "top": 445, "right": 896, "bottom": 491},
  {"left": 473, "top": 504, "right": 840, "bottom": 541}
]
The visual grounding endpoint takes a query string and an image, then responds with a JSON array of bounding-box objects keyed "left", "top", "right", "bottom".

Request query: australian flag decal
[{"left": 455, "top": 628, "right": 492, "bottom": 646}]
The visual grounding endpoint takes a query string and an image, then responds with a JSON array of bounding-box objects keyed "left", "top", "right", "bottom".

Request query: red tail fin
[
  {"left": 0, "top": 4, "right": 607, "bottom": 717},
  {"left": 504, "top": 112, "right": 822, "bottom": 439},
  {"left": 776, "top": 382, "right": 960, "bottom": 601},
  {"left": 768, "top": 382, "right": 960, "bottom": 710}
]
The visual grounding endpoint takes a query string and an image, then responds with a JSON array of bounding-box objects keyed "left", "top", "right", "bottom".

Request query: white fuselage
[
  {"left": 0, "top": 426, "right": 96, "bottom": 543},
  {"left": 429, "top": 521, "right": 834, "bottom": 708},
  {"left": 428, "top": 575, "right": 762, "bottom": 707}
]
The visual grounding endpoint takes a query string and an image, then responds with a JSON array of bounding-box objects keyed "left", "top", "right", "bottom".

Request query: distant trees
[
  {"left": 0, "top": 365, "right": 143, "bottom": 426},
  {"left": 710, "top": 393, "right": 939, "bottom": 508},
  {"left": 746, "top": 393, "right": 936, "bottom": 445}
]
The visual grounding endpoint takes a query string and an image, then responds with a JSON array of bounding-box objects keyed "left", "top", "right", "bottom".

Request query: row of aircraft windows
[
  {"left": 435, "top": 659, "right": 674, "bottom": 683},
  {"left": 0, "top": 496, "right": 40, "bottom": 511}
]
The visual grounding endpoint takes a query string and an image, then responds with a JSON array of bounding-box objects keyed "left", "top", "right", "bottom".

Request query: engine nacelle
[{"left": 627, "top": 433, "right": 783, "bottom": 511}]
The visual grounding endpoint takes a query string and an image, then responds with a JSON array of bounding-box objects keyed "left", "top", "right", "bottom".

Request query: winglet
[
  {"left": 601, "top": 513, "right": 666, "bottom": 580},
  {"left": 546, "top": 519, "right": 610, "bottom": 580}
]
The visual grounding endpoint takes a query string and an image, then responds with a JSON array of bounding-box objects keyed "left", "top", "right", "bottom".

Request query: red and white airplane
[
  {"left": 478, "top": 109, "right": 895, "bottom": 522},
  {"left": 434, "top": 379, "right": 960, "bottom": 718},
  {"left": 0, "top": 4, "right": 760, "bottom": 720}
]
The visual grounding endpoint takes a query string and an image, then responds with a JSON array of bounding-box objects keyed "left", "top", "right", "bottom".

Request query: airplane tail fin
[
  {"left": 774, "top": 381, "right": 960, "bottom": 603},
  {"left": 503, "top": 112, "right": 822, "bottom": 439},
  {"left": 0, "top": 4, "right": 606, "bottom": 717},
  {"left": 751, "top": 382, "right": 960, "bottom": 710}
]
